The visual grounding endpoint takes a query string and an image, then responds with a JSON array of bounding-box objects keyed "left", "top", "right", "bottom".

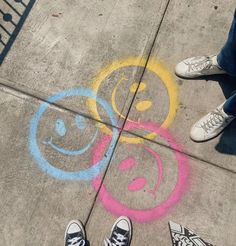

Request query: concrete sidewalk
[{"left": 0, "top": 0, "right": 235, "bottom": 245}]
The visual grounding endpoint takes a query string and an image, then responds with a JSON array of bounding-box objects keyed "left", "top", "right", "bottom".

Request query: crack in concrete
[
  {"left": 0, "top": 81, "right": 120, "bottom": 130},
  {"left": 84, "top": 0, "right": 173, "bottom": 225}
]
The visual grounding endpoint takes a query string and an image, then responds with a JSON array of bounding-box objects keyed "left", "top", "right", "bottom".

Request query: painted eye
[
  {"left": 55, "top": 119, "right": 67, "bottom": 137},
  {"left": 119, "top": 157, "right": 136, "bottom": 171},
  {"left": 75, "top": 115, "right": 87, "bottom": 130}
]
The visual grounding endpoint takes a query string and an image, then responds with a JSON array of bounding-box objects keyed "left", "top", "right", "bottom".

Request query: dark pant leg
[
  {"left": 223, "top": 92, "right": 236, "bottom": 116},
  {"left": 217, "top": 9, "right": 236, "bottom": 76}
]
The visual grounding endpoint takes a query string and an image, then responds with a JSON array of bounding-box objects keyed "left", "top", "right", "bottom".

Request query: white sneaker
[
  {"left": 190, "top": 103, "right": 236, "bottom": 142},
  {"left": 175, "top": 55, "right": 226, "bottom": 78},
  {"left": 104, "top": 216, "right": 132, "bottom": 246}
]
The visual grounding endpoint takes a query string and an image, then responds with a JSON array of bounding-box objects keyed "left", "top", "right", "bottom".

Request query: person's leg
[
  {"left": 223, "top": 92, "right": 236, "bottom": 116},
  {"left": 217, "top": 9, "right": 236, "bottom": 76},
  {"left": 104, "top": 216, "right": 132, "bottom": 246}
]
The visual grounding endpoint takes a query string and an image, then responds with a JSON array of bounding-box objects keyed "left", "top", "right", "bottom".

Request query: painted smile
[{"left": 43, "top": 129, "right": 98, "bottom": 156}]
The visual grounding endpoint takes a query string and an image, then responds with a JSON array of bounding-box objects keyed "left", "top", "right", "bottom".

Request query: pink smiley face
[
  {"left": 117, "top": 145, "right": 163, "bottom": 199},
  {"left": 91, "top": 121, "right": 190, "bottom": 223}
]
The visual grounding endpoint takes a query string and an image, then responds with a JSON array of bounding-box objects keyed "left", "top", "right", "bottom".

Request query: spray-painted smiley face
[
  {"left": 28, "top": 88, "right": 119, "bottom": 181},
  {"left": 91, "top": 121, "right": 190, "bottom": 222},
  {"left": 117, "top": 144, "right": 164, "bottom": 200},
  {"left": 88, "top": 57, "right": 179, "bottom": 144}
]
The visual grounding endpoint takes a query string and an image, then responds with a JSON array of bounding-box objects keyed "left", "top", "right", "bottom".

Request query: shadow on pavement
[
  {"left": 0, "top": 0, "right": 36, "bottom": 65},
  {"left": 215, "top": 119, "right": 236, "bottom": 155}
]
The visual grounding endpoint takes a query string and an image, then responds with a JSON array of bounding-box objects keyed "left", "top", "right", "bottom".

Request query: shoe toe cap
[
  {"left": 175, "top": 61, "right": 189, "bottom": 78},
  {"left": 67, "top": 222, "right": 81, "bottom": 234},
  {"left": 190, "top": 125, "right": 206, "bottom": 142},
  {"left": 116, "top": 217, "right": 130, "bottom": 231}
]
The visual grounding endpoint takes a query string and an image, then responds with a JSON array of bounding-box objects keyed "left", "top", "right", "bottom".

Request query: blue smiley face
[
  {"left": 28, "top": 88, "right": 119, "bottom": 181},
  {"left": 43, "top": 115, "right": 98, "bottom": 156}
]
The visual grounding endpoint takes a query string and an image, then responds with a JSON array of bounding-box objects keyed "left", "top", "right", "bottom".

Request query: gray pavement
[{"left": 0, "top": 0, "right": 236, "bottom": 245}]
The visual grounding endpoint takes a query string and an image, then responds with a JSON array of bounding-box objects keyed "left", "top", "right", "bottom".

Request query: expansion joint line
[
  {"left": 120, "top": 0, "right": 172, "bottom": 132},
  {"left": 84, "top": 0, "right": 172, "bottom": 226}
]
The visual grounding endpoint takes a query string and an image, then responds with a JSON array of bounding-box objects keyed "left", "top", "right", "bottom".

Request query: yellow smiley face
[{"left": 87, "top": 57, "right": 179, "bottom": 144}]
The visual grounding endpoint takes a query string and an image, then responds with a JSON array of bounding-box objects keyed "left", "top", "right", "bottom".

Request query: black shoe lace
[
  {"left": 104, "top": 231, "right": 128, "bottom": 246},
  {"left": 67, "top": 236, "right": 86, "bottom": 246}
]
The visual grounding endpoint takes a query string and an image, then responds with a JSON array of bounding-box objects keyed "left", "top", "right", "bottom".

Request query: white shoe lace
[
  {"left": 104, "top": 232, "right": 128, "bottom": 246},
  {"left": 186, "top": 58, "right": 212, "bottom": 73},
  {"left": 201, "top": 108, "right": 229, "bottom": 133},
  {"left": 67, "top": 236, "right": 86, "bottom": 246}
]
